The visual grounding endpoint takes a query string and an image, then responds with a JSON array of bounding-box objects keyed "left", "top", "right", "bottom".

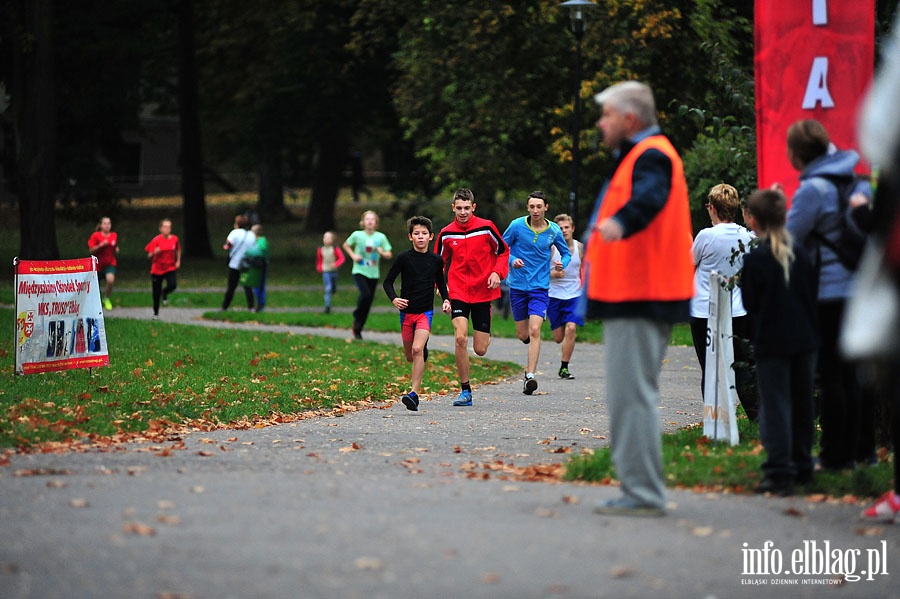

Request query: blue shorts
[
  {"left": 547, "top": 297, "right": 584, "bottom": 330},
  {"left": 510, "top": 288, "right": 549, "bottom": 322}
]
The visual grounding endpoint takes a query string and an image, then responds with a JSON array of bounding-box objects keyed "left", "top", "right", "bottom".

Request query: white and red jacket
[{"left": 435, "top": 216, "right": 509, "bottom": 303}]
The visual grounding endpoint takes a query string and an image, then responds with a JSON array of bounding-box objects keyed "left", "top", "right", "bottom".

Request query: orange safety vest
[{"left": 584, "top": 135, "right": 694, "bottom": 303}]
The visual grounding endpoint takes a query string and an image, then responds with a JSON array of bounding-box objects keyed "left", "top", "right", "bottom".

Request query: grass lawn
[
  {"left": 0, "top": 307, "right": 518, "bottom": 450},
  {"left": 565, "top": 416, "right": 893, "bottom": 499}
]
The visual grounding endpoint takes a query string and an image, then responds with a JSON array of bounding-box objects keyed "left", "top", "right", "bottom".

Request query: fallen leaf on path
[
  {"left": 354, "top": 557, "right": 384, "bottom": 571},
  {"left": 856, "top": 526, "right": 883, "bottom": 536},
  {"left": 609, "top": 566, "right": 635, "bottom": 578},
  {"left": 69, "top": 498, "right": 89, "bottom": 508},
  {"left": 14, "top": 468, "right": 72, "bottom": 477},
  {"left": 122, "top": 522, "right": 156, "bottom": 536}
]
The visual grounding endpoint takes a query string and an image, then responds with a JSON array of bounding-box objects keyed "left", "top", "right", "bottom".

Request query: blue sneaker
[
  {"left": 453, "top": 390, "right": 473, "bottom": 406},
  {"left": 401, "top": 391, "right": 419, "bottom": 411}
]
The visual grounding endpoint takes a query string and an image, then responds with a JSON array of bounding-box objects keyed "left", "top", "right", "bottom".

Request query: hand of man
[
  {"left": 487, "top": 272, "right": 501, "bottom": 289},
  {"left": 596, "top": 217, "right": 624, "bottom": 242},
  {"left": 512, "top": 258, "right": 524, "bottom": 269}
]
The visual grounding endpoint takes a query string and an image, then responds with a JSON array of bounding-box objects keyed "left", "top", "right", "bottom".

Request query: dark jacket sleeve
[{"left": 614, "top": 148, "right": 673, "bottom": 238}]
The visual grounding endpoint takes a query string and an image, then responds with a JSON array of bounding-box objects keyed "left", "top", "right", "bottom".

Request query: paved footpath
[{"left": 1, "top": 308, "right": 896, "bottom": 598}]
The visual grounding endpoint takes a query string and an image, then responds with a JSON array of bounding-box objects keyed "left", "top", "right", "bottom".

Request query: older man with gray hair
[{"left": 583, "top": 81, "right": 694, "bottom": 516}]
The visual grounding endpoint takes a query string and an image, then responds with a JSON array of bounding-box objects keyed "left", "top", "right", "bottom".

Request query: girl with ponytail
[{"left": 740, "top": 189, "right": 820, "bottom": 496}]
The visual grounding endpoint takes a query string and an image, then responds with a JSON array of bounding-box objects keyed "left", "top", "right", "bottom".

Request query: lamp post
[{"left": 559, "top": 0, "right": 596, "bottom": 224}]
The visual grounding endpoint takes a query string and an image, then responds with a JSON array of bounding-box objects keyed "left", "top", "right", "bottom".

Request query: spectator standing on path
[
  {"left": 548, "top": 213, "right": 584, "bottom": 381},
  {"left": 240, "top": 224, "right": 269, "bottom": 312},
  {"left": 741, "top": 189, "right": 819, "bottom": 497},
  {"left": 316, "top": 231, "right": 346, "bottom": 314},
  {"left": 434, "top": 188, "right": 509, "bottom": 407},
  {"left": 783, "top": 119, "right": 873, "bottom": 469},
  {"left": 583, "top": 81, "right": 694, "bottom": 517},
  {"left": 88, "top": 216, "right": 119, "bottom": 311},
  {"left": 221, "top": 214, "right": 256, "bottom": 312},
  {"left": 502, "top": 192, "right": 571, "bottom": 394},
  {"left": 343, "top": 210, "right": 393, "bottom": 340},
  {"left": 144, "top": 218, "right": 181, "bottom": 319},
  {"left": 382, "top": 216, "right": 451, "bottom": 411},
  {"left": 690, "top": 183, "right": 759, "bottom": 421}
]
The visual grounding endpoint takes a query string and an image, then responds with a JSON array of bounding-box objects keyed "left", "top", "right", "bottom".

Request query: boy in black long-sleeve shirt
[{"left": 383, "top": 216, "right": 451, "bottom": 410}]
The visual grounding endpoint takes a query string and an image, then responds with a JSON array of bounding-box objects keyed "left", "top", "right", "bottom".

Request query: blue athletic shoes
[
  {"left": 401, "top": 391, "right": 419, "bottom": 411},
  {"left": 453, "top": 390, "right": 473, "bottom": 406}
]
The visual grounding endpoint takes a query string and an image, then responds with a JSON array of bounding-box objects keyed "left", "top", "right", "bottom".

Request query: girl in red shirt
[
  {"left": 87, "top": 216, "right": 119, "bottom": 311},
  {"left": 144, "top": 218, "right": 181, "bottom": 318}
]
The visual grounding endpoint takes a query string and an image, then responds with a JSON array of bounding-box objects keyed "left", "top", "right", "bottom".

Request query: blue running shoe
[
  {"left": 401, "top": 391, "right": 419, "bottom": 411},
  {"left": 453, "top": 390, "right": 473, "bottom": 406}
]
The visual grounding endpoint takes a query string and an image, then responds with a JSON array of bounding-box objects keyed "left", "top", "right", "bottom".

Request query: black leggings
[
  {"left": 352, "top": 274, "right": 378, "bottom": 332},
  {"left": 151, "top": 272, "right": 177, "bottom": 315},
  {"left": 222, "top": 267, "right": 254, "bottom": 310}
]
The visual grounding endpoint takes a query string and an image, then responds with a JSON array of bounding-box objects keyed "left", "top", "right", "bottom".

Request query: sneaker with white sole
[
  {"left": 861, "top": 491, "right": 900, "bottom": 523},
  {"left": 558, "top": 367, "right": 575, "bottom": 380},
  {"left": 523, "top": 376, "right": 537, "bottom": 395},
  {"left": 453, "top": 390, "right": 473, "bottom": 406}
]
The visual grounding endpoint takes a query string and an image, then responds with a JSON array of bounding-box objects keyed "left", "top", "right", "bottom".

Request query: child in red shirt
[
  {"left": 87, "top": 216, "right": 119, "bottom": 311},
  {"left": 144, "top": 218, "right": 181, "bottom": 318}
]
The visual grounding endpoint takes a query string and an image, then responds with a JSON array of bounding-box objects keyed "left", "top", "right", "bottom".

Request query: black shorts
[{"left": 450, "top": 300, "right": 492, "bottom": 334}]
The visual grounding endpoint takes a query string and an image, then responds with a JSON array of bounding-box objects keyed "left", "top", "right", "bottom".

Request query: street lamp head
[{"left": 559, "top": 0, "right": 597, "bottom": 37}]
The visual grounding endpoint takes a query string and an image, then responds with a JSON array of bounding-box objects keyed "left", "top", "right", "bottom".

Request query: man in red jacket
[{"left": 435, "top": 188, "right": 509, "bottom": 406}]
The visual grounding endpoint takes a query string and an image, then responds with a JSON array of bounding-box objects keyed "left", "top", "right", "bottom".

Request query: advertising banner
[
  {"left": 702, "top": 272, "right": 739, "bottom": 445},
  {"left": 14, "top": 257, "right": 110, "bottom": 375},
  {"left": 755, "top": 0, "right": 874, "bottom": 199}
]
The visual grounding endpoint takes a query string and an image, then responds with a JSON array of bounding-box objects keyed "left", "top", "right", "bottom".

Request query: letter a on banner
[
  {"left": 755, "top": 0, "right": 874, "bottom": 199},
  {"left": 14, "top": 257, "right": 110, "bottom": 375},
  {"left": 702, "top": 272, "right": 739, "bottom": 445}
]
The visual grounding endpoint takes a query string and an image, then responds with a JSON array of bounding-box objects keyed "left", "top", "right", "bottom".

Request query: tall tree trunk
[
  {"left": 305, "top": 129, "right": 347, "bottom": 233},
  {"left": 12, "top": 0, "right": 59, "bottom": 260},
  {"left": 257, "top": 144, "right": 287, "bottom": 220},
  {"left": 174, "top": 0, "right": 212, "bottom": 258}
]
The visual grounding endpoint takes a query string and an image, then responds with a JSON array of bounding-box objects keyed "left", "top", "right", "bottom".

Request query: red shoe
[{"left": 861, "top": 491, "right": 900, "bottom": 523}]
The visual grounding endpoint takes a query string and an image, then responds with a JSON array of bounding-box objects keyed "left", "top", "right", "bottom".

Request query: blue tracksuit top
[{"left": 502, "top": 216, "right": 571, "bottom": 291}]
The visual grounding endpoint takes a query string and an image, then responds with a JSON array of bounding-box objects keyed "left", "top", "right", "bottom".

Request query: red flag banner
[{"left": 755, "top": 0, "right": 874, "bottom": 199}]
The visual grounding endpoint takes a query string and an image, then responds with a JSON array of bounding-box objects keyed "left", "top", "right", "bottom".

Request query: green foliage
[
  {"left": 682, "top": 130, "right": 757, "bottom": 215},
  {"left": 389, "top": 1, "right": 573, "bottom": 203}
]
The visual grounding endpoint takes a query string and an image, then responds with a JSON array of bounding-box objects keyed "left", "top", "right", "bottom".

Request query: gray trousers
[{"left": 604, "top": 318, "right": 671, "bottom": 509}]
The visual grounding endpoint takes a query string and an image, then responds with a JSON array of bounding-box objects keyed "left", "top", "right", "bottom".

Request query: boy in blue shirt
[
  {"left": 383, "top": 216, "right": 451, "bottom": 410},
  {"left": 502, "top": 191, "right": 571, "bottom": 394}
]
